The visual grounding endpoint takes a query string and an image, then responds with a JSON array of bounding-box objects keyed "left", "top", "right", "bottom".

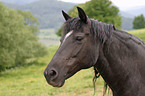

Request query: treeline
[
  {"left": 133, "top": 14, "right": 145, "bottom": 29},
  {"left": 0, "top": 2, "right": 47, "bottom": 71}
]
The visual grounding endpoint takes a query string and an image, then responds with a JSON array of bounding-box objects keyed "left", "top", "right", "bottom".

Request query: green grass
[
  {"left": 128, "top": 28, "right": 145, "bottom": 42},
  {"left": 0, "top": 46, "right": 108, "bottom": 96},
  {"left": 38, "top": 28, "right": 60, "bottom": 47},
  {"left": 39, "top": 28, "right": 59, "bottom": 40},
  {"left": 1, "top": 28, "right": 145, "bottom": 96}
]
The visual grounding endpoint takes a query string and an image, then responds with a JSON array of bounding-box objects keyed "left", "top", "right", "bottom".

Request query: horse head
[{"left": 44, "top": 7, "right": 100, "bottom": 87}]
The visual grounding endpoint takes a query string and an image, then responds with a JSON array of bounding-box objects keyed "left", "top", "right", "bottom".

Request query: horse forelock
[{"left": 63, "top": 17, "right": 83, "bottom": 35}]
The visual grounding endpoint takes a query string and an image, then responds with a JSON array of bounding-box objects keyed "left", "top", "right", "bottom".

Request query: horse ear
[
  {"left": 77, "top": 7, "right": 87, "bottom": 24},
  {"left": 62, "top": 10, "right": 71, "bottom": 21}
]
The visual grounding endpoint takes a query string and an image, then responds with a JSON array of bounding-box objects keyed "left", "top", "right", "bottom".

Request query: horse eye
[{"left": 76, "top": 36, "right": 83, "bottom": 41}]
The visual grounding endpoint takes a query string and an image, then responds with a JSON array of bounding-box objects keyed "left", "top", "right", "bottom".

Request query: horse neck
[{"left": 95, "top": 30, "right": 145, "bottom": 96}]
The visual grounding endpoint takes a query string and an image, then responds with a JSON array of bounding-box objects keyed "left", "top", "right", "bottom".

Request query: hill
[
  {"left": 125, "top": 6, "right": 145, "bottom": 16},
  {"left": 120, "top": 6, "right": 145, "bottom": 30},
  {"left": 1, "top": 0, "right": 145, "bottom": 30},
  {"left": 0, "top": 0, "right": 38, "bottom": 5},
  {"left": 121, "top": 16, "right": 134, "bottom": 30},
  {"left": 4, "top": 0, "right": 75, "bottom": 29},
  {"left": 119, "top": 11, "right": 134, "bottom": 18},
  {"left": 119, "top": 11, "right": 134, "bottom": 30}
]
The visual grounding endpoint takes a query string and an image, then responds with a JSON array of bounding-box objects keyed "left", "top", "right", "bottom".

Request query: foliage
[
  {"left": 56, "top": 0, "right": 121, "bottom": 37},
  {"left": 133, "top": 14, "right": 145, "bottom": 29},
  {"left": 0, "top": 2, "right": 47, "bottom": 71},
  {"left": 56, "top": 26, "right": 63, "bottom": 37}
]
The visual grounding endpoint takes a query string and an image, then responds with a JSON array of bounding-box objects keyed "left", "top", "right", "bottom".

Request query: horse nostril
[
  {"left": 50, "top": 70, "right": 57, "bottom": 77},
  {"left": 44, "top": 68, "right": 58, "bottom": 80}
]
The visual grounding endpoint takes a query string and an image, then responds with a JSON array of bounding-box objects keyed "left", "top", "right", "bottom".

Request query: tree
[
  {"left": 133, "top": 14, "right": 145, "bottom": 29},
  {"left": 0, "top": 2, "right": 47, "bottom": 71},
  {"left": 57, "top": 0, "right": 121, "bottom": 36}
]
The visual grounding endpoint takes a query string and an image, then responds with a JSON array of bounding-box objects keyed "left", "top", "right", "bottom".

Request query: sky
[{"left": 58, "top": 0, "right": 145, "bottom": 10}]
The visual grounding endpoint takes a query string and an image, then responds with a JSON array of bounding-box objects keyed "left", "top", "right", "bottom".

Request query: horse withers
[{"left": 44, "top": 7, "right": 145, "bottom": 96}]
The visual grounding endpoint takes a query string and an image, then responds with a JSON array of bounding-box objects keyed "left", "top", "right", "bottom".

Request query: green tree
[
  {"left": 0, "top": 2, "right": 47, "bottom": 71},
  {"left": 57, "top": 0, "right": 121, "bottom": 36},
  {"left": 133, "top": 14, "right": 145, "bottom": 29}
]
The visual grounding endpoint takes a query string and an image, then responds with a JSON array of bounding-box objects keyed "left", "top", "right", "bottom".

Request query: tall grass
[
  {"left": 0, "top": 46, "right": 107, "bottom": 96},
  {"left": 128, "top": 28, "right": 145, "bottom": 41}
]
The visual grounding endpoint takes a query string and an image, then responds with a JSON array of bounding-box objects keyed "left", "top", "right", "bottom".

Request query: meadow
[
  {"left": 0, "top": 46, "right": 107, "bottom": 96},
  {"left": 0, "top": 28, "right": 145, "bottom": 96},
  {"left": 128, "top": 28, "right": 145, "bottom": 41},
  {"left": 38, "top": 29, "right": 60, "bottom": 47}
]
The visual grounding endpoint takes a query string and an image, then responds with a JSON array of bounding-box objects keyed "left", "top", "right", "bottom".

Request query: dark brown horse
[{"left": 44, "top": 7, "right": 145, "bottom": 96}]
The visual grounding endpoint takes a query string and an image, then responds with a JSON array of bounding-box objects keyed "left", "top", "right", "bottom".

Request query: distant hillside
[
  {"left": 1, "top": 0, "right": 145, "bottom": 30},
  {"left": 0, "top": 0, "right": 38, "bottom": 5},
  {"left": 121, "top": 17, "right": 134, "bottom": 30},
  {"left": 119, "top": 11, "right": 134, "bottom": 18},
  {"left": 119, "top": 11, "right": 134, "bottom": 30},
  {"left": 3, "top": 0, "right": 75, "bottom": 29},
  {"left": 126, "top": 6, "right": 145, "bottom": 16},
  {"left": 119, "top": 6, "right": 145, "bottom": 30}
]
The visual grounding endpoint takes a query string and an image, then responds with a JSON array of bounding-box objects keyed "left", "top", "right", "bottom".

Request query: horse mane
[
  {"left": 90, "top": 19, "right": 115, "bottom": 44},
  {"left": 91, "top": 19, "right": 115, "bottom": 96}
]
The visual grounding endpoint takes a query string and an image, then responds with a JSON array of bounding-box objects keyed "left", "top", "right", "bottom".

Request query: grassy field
[
  {"left": 128, "top": 28, "right": 145, "bottom": 41},
  {"left": 38, "top": 28, "right": 60, "bottom": 47},
  {"left": 0, "top": 46, "right": 109, "bottom": 96},
  {"left": 0, "top": 28, "right": 145, "bottom": 96}
]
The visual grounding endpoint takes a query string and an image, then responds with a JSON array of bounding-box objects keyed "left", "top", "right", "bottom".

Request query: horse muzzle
[{"left": 44, "top": 68, "right": 65, "bottom": 87}]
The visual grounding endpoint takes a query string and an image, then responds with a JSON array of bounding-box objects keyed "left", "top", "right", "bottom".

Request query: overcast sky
[{"left": 58, "top": 0, "right": 145, "bottom": 10}]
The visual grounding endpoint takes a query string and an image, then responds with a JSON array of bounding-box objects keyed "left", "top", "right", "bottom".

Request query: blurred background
[{"left": 0, "top": 0, "right": 145, "bottom": 96}]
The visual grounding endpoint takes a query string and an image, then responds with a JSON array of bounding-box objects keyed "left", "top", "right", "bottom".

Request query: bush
[
  {"left": 0, "top": 2, "right": 47, "bottom": 71},
  {"left": 133, "top": 14, "right": 145, "bottom": 29}
]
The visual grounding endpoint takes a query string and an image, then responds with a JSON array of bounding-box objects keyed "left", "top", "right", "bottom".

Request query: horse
[{"left": 44, "top": 7, "right": 145, "bottom": 96}]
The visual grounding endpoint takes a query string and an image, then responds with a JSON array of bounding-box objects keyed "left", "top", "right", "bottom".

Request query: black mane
[{"left": 90, "top": 19, "right": 115, "bottom": 43}]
